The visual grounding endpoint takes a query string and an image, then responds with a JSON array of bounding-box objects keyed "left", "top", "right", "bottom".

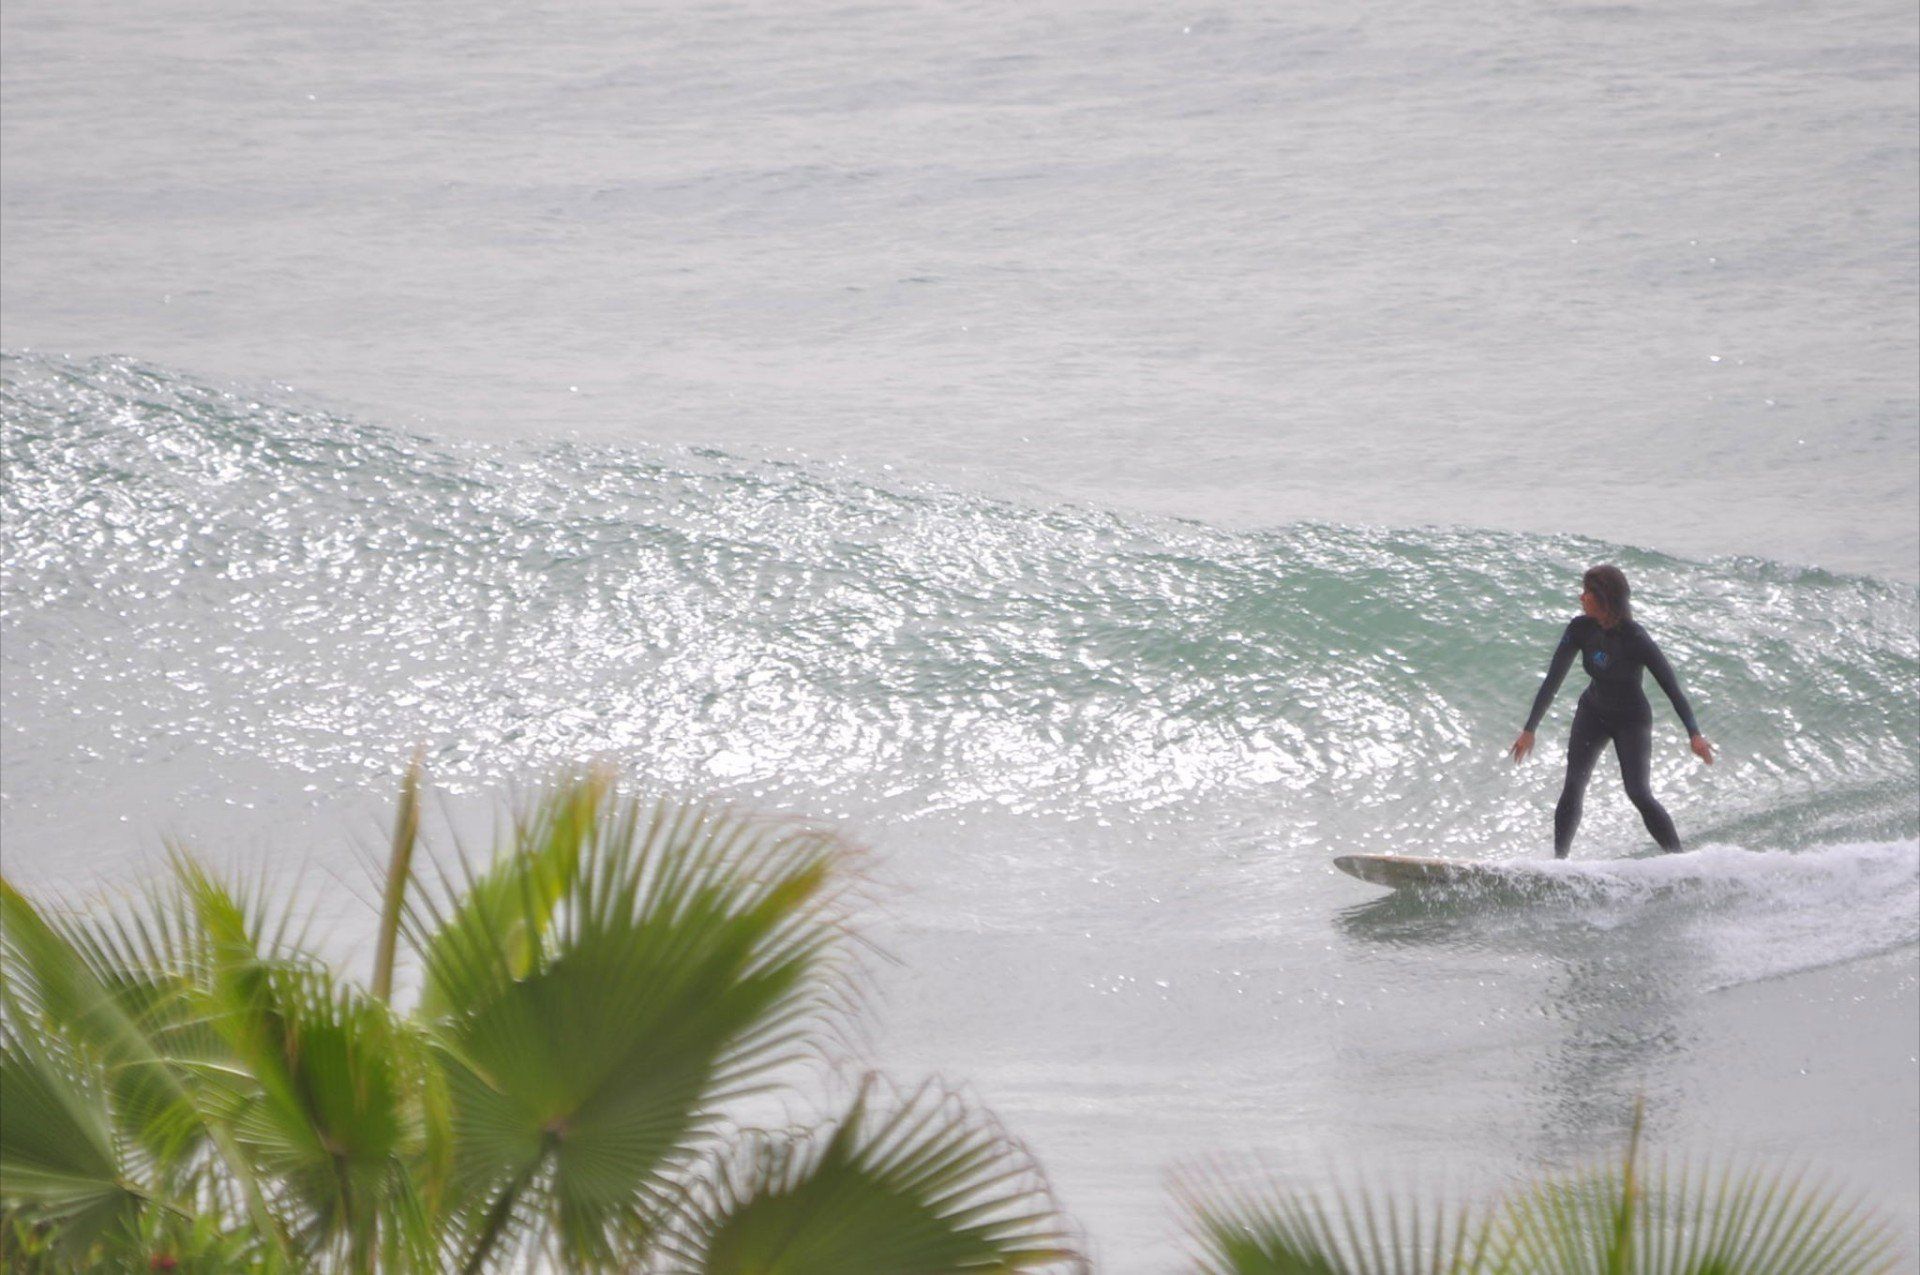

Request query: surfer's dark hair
[{"left": 1583, "top": 563, "right": 1632, "bottom": 629}]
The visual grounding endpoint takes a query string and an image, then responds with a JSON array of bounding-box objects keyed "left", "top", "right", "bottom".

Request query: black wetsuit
[{"left": 1524, "top": 616, "right": 1700, "bottom": 857}]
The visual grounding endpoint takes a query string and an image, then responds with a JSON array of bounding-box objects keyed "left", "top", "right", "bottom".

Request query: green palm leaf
[
  {"left": 1176, "top": 1165, "right": 1498, "bottom": 1275},
  {"left": 409, "top": 771, "right": 604, "bottom": 1025},
  {"left": 1496, "top": 1152, "right": 1904, "bottom": 1274},
  {"left": 408, "top": 784, "right": 857, "bottom": 1272},
  {"left": 180, "top": 861, "right": 438, "bottom": 1273},
  {"left": 0, "top": 1024, "right": 143, "bottom": 1257},
  {"left": 1, "top": 871, "right": 302, "bottom": 1261},
  {"left": 668, "top": 1077, "right": 1086, "bottom": 1274},
  {"left": 0, "top": 876, "right": 217, "bottom": 1181}
]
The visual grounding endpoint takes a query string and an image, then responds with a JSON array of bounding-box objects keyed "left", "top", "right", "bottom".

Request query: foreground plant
[
  {"left": 2, "top": 768, "right": 1903, "bottom": 1272},
  {"left": 1498, "top": 1114, "right": 1901, "bottom": 1275},
  {"left": 667, "top": 1077, "right": 1079, "bottom": 1274},
  {"left": 0, "top": 769, "right": 1082, "bottom": 1272},
  {"left": 1178, "top": 1107, "right": 1902, "bottom": 1275}
]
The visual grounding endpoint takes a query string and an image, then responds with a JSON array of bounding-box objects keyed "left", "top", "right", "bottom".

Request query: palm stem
[
  {"left": 1610, "top": 1097, "right": 1644, "bottom": 1275},
  {"left": 460, "top": 1155, "right": 543, "bottom": 1275},
  {"left": 372, "top": 754, "right": 423, "bottom": 1005}
]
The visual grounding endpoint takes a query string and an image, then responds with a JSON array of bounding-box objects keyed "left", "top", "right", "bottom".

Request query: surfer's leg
[
  {"left": 1615, "top": 711, "right": 1682, "bottom": 852},
  {"left": 1553, "top": 703, "right": 1608, "bottom": 858}
]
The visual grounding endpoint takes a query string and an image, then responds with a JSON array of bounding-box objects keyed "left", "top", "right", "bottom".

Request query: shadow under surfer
[{"left": 1509, "top": 564, "right": 1714, "bottom": 858}]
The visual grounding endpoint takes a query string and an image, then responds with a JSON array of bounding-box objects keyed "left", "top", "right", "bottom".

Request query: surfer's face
[{"left": 1580, "top": 588, "right": 1602, "bottom": 620}]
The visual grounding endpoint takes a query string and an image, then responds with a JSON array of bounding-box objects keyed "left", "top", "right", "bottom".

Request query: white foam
[{"left": 1529, "top": 842, "right": 1920, "bottom": 989}]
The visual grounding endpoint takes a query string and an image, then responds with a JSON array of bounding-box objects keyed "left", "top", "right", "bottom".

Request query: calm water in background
[
  {"left": 7, "top": 0, "right": 1919, "bottom": 577},
  {"left": 4, "top": 1, "right": 1917, "bottom": 1267}
]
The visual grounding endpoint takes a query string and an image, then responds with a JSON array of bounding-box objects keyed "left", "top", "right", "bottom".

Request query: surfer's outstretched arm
[
  {"left": 1524, "top": 622, "right": 1580, "bottom": 731},
  {"left": 1511, "top": 621, "right": 1579, "bottom": 761},
  {"left": 1639, "top": 632, "right": 1714, "bottom": 763}
]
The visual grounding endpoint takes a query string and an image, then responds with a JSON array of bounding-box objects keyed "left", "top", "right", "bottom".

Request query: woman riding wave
[{"left": 1510, "top": 564, "right": 1713, "bottom": 858}]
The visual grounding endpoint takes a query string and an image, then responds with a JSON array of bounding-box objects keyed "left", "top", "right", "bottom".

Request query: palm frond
[
  {"left": 406, "top": 770, "right": 606, "bottom": 1024},
  {"left": 0, "top": 875, "right": 223, "bottom": 1188},
  {"left": 1496, "top": 1151, "right": 1904, "bottom": 1274},
  {"left": 0, "top": 1022, "right": 143, "bottom": 1258},
  {"left": 16, "top": 768, "right": 1905, "bottom": 1275},
  {"left": 179, "top": 859, "right": 438, "bottom": 1272},
  {"left": 410, "top": 783, "right": 858, "bottom": 1272},
  {"left": 668, "top": 1076, "right": 1086, "bottom": 1274},
  {"left": 1175, "top": 1163, "right": 1497, "bottom": 1275}
]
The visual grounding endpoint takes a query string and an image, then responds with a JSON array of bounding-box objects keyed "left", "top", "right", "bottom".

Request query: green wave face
[{"left": 5, "top": 352, "right": 1915, "bottom": 860}]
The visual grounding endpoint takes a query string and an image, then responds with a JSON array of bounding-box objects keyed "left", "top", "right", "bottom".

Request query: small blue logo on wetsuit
[{"left": 1592, "top": 650, "right": 1610, "bottom": 668}]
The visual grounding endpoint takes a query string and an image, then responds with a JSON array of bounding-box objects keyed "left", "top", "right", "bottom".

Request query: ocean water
[
  {"left": 3, "top": 0, "right": 1918, "bottom": 1267},
  {"left": 5, "top": 0, "right": 1919, "bottom": 576},
  {"left": 4, "top": 352, "right": 1916, "bottom": 1263}
]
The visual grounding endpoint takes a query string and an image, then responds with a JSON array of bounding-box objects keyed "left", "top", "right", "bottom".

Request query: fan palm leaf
[
  {"left": 1176, "top": 1165, "right": 1499, "bottom": 1275},
  {"left": 666, "top": 1076, "right": 1086, "bottom": 1274},
  {"left": 1495, "top": 1149, "right": 1904, "bottom": 1274},
  {"left": 179, "top": 861, "right": 438, "bottom": 1273},
  {"left": 15, "top": 767, "right": 1903, "bottom": 1275},
  {"left": 0, "top": 1023, "right": 144, "bottom": 1259},
  {"left": 407, "top": 785, "right": 857, "bottom": 1273},
  {"left": 1, "top": 871, "right": 308, "bottom": 1262},
  {"left": 410, "top": 771, "right": 604, "bottom": 1025},
  {"left": 0, "top": 876, "right": 218, "bottom": 1182}
]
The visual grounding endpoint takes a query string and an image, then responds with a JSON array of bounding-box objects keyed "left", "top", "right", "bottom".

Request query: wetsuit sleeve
[
  {"left": 1523, "top": 621, "right": 1580, "bottom": 732},
  {"left": 1639, "top": 632, "right": 1701, "bottom": 736}
]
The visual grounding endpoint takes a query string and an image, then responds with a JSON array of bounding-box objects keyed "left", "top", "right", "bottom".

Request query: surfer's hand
[
  {"left": 1509, "top": 730, "right": 1535, "bottom": 763},
  {"left": 1690, "top": 734, "right": 1714, "bottom": 765}
]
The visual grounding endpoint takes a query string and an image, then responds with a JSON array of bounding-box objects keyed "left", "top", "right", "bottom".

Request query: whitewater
[{"left": 4, "top": 0, "right": 1917, "bottom": 1266}]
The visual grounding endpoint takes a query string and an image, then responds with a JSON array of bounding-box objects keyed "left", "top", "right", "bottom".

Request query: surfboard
[{"left": 1333, "top": 853, "right": 1531, "bottom": 889}]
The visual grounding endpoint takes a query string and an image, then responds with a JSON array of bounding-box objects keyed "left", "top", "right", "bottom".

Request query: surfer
[{"left": 1509, "top": 564, "right": 1713, "bottom": 857}]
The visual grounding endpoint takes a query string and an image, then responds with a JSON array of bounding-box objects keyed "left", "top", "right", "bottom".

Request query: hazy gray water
[
  {"left": 5, "top": 0, "right": 1917, "bottom": 576},
  {"left": 4, "top": 0, "right": 1918, "bottom": 1267}
]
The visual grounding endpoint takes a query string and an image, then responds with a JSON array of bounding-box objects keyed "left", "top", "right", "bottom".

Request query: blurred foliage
[{"left": 2, "top": 769, "right": 1900, "bottom": 1272}]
